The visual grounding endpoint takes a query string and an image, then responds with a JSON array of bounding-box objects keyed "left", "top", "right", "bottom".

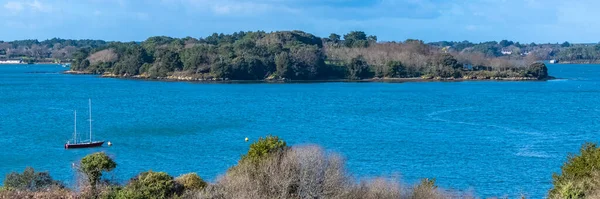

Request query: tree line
[
  {"left": 554, "top": 45, "right": 600, "bottom": 63},
  {"left": 0, "top": 38, "right": 107, "bottom": 62},
  {"left": 429, "top": 39, "right": 600, "bottom": 63},
  {"left": 3, "top": 33, "right": 598, "bottom": 68},
  {"left": 66, "top": 30, "right": 549, "bottom": 81}
]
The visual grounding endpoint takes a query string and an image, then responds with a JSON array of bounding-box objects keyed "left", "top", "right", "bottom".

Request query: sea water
[{"left": 1, "top": 64, "right": 599, "bottom": 198}]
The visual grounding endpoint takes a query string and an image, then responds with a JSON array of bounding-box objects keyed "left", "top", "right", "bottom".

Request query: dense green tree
[
  {"left": 561, "top": 41, "right": 571, "bottom": 47},
  {"left": 499, "top": 40, "right": 514, "bottom": 47},
  {"left": 113, "top": 45, "right": 150, "bottom": 75},
  {"left": 117, "top": 171, "right": 182, "bottom": 199},
  {"left": 343, "top": 31, "right": 369, "bottom": 48},
  {"left": 80, "top": 60, "right": 91, "bottom": 70},
  {"left": 453, "top": 40, "right": 474, "bottom": 51},
  {"left": 514, "top": 42, "right": 523, "bottom": 48},
  {"left": 526, "top": 62, "right": 549, "bottom": 79},
  {"left": 287, "top": 46, "right": 326, "bottom": 80},
  {"left": 385, "top": 60, "right": 405, "bottom": 77},
  {"left": 211, "top": 60, "right": 232, "bottom": 78},
  {"left": 344, "top": 31, "right": 367, "bottom": 41},
  {"left": 275, "top": 52, "right": 292, "bottom": 78},
  {"left": 180, "top": 45, "right": 210, "bottom": 73},
  {"left": 346, "top": 56, "right": 372, "bottom": 80},
  {"left": 472, "top": 43, "right": 500, "bottom": 57},
  {"left": 148, "top": 49, "right": 183, "bottom": 77},
  {"left": 367, "top": 35, "right": 378, "bottom": 42},
  {"left": 4, "top": 167, "right": 63, "bottom": 191},
  {"left": 71, "top": 48, "right": 91, "bottom": 71},
  {"left": 328, "top": 33, "right": 341, "bottom": 43},
  {"left": 229, "top": 56, "right": 267, "bottom": 80},
  {"left": 202, "top": 33, "right": 220, "bottom": 45},
  {"left": 141, "top": 36, "right": 175, "bottom": 55},
  {"left": 437, "top": 53, "right": 463, "bottom": 70},
  {"left": 425, "top": 54, "right": 463, "bottom": 78},
  {"left": 80, "top": 152, "right": 117, "bottom": 188}
]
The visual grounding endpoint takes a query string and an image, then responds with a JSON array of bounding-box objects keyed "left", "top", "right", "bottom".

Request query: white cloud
[
  {"left": 134, "top": 12, "right": 149, "bottom": 20},
  {"left": 211, "top": 2, "right": 273, "bottom": 15},
  {"left": 465, "top": 25, "right": 478, "bottom": 31},
  {"left": 28, "top": 0, "right": 43, "bottom": 11},
  {"left": 2, "top": 0, "right": 51, "bottom": 13},
  {"left": 3, "top": 1, "right": 24, "bottom": 13},
  {"left": 164, "top": 0, "right": 298, "bottom": 15}
]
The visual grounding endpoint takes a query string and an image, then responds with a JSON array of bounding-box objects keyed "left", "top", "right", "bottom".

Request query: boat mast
[
  {"left": 89, "top": 99, "right": 92, "bottom": 142},
  {"left": 74, "top": 110, "right": 77, "bottom": 144}
]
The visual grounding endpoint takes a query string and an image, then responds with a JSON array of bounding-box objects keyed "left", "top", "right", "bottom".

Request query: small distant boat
[
  {"left": 549, "top": 59, "right": 557, "bottom": 64},
  {"left": 65, "top": 99, "right": 105, "bottom": 149}
]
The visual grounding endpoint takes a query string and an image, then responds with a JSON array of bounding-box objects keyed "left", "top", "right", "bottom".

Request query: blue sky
[{"left": 0, "top": 0, "right": 598, "bottom": 43}]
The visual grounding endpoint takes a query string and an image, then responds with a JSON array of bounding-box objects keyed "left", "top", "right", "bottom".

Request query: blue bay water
[{"left": 1, "top": 64, "right": 599, "bottom": 198}]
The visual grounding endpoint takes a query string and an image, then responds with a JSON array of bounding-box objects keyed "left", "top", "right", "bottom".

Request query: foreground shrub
[
  {"left": 411, "top": 178, "right": 444, "bottom": 199},
  {"left": 198, "top": 145, "right": 352, "bottom": 198},
  {"left": 549, "top": 143, "right": 600, "bottom": 199},
  {"left": 348, "top": 178, "right": 402, "bottom": 199},
  {"left": 195, "top": 145, "right": 449, "bottom": 199},
  {"left": 97, "top": 185, "right": 122, "bottom": 199},
  {"left": 0, "top": 187, "right": 74, "bottom": 199},
  {"left": 175, "top": 173, "right": 207, "bottom": 191},
  {"left": 3, "top": 167, "right": 63, "bottom": 192},
  {"left": 240, "top": 135, "right": 288, "bottom": 163},
  {"left": 117, "top": 171, "right": 182, "bottom": 199}
]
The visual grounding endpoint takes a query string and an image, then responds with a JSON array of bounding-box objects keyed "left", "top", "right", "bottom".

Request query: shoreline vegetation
[
  {"left": 63, "top": 70, "right": 550, "bottom": 84},
  {"left": 1, "top": 136, "right": 599, "bottom": 199},
  {"left": 56, "top": 30, "right": 552, "bottom": 83}
]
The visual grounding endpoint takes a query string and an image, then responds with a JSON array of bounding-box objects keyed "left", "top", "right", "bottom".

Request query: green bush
[
  {"left": 98, "top": 185, "right": 123, "bottom": 199},
  {"left": 175, "top": 173, "right": 207, "bottom": 191},
  {"left": 241, "top": 135, "right": 288, "bottom": 163},
  {"left": 385, "top": 60, "right": 405, "bottom": 78},
  {"left": 549, "top": 143, "right": 600, "bottom": 199},
  {"left": 3, "top": 167, "right": 63, "bottom": 191},
  {"left": 117, "top": 171, "right": 182, "bottom": 199},
  {"left": 411, "top": 178, "right": 443, "bottom": 199},
  {"left": 346, "top": 56, "right": 372, "bottom": 80}
]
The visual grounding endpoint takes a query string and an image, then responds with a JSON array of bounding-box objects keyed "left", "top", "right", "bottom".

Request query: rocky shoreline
[
  {"left": 62, "top": 70, "right": 554, "bottom": 83},
  {"left": 553, "top": 60, "right": 600, "bottom": 64},
  {"left": 62, "top": 70, "right": 96, "bottom": 75}
]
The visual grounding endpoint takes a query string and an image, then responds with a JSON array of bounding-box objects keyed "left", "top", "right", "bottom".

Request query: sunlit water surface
[{"left": 1, "top": 64, "right": 599, "bottom": 198}]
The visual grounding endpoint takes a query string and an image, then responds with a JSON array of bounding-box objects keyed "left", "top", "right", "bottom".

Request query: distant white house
[
  {"left": 0, "top": 60, "right": 22, "bottom": 64},
  {"left": 501, "top": 49, "right": 512, "bottom": 55}
]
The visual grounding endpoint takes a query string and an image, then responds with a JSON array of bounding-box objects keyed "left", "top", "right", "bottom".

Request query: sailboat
[{"left": 65, "top": 99, "right": 104, "bottom": 149}]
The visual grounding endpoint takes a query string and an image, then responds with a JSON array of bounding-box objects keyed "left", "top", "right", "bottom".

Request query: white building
[
  {"left": 0, "top": 60, "right": 22, "bottom": 64},
  {"left": 501, "top": 49, "right": 512, "bottom": 55}
]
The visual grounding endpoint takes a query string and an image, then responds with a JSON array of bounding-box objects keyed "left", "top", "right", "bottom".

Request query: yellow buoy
[
  {"left": 107, "top": 141, "right": 112, "bottom": 146},
  {"left": 245, "top": 137, "right": 249, "bottom": 142}
]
